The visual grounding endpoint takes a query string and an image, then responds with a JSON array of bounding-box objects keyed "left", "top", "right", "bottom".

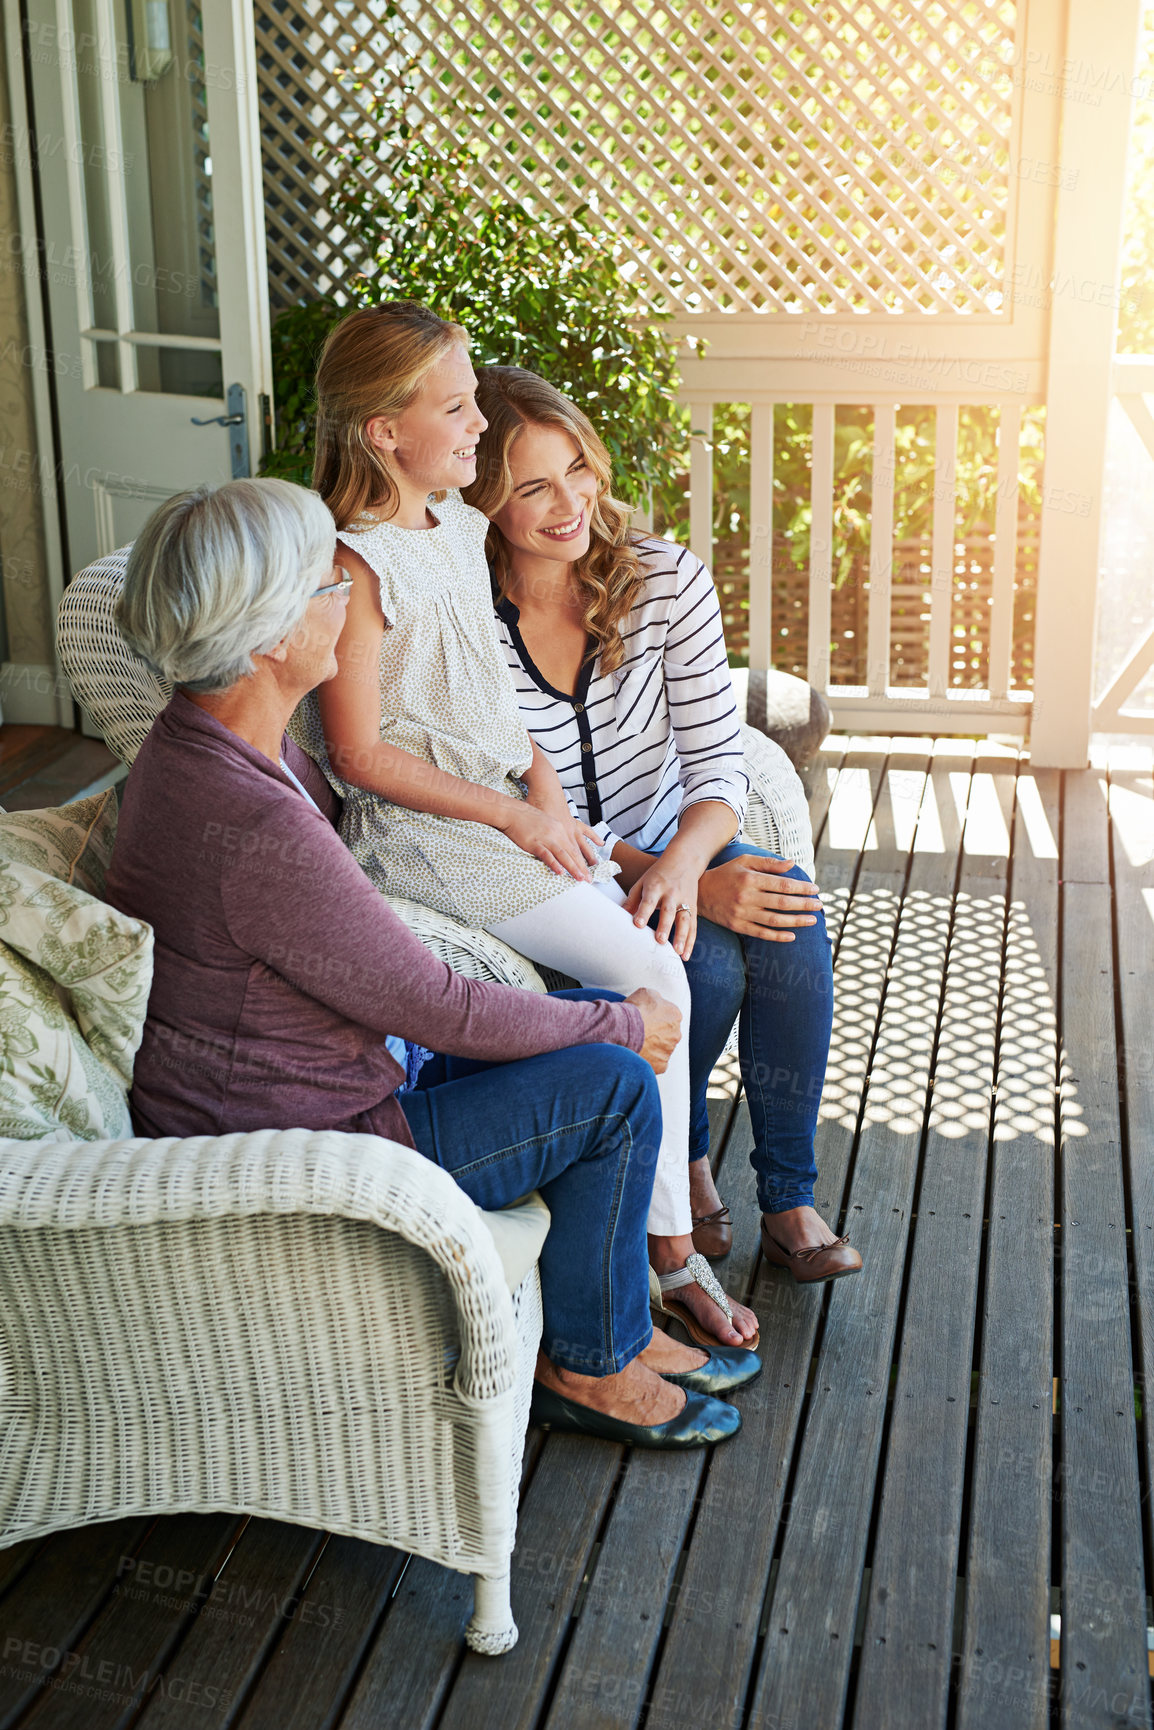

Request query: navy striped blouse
[{"left": 495, "top": 537, "right": 749, "bottom": 855}]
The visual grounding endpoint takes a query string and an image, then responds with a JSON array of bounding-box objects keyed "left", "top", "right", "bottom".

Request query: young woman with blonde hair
[
  {"left": 463, "top": 366, "right": 861, "bottom": 1285},
  {"left": 291, "top": 301, "right": 760, "bottom": 1357}
]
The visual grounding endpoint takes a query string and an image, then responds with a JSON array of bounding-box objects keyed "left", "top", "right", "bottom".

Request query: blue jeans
[
  {"left": 399, "top": 995, "right": 659, "bottom": 1376},
  {"left": 680, "top": 841, "right": 834, "bottom": 1215}
]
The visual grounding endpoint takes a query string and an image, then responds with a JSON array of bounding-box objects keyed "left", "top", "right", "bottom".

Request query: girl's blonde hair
[
  {"left": 312, "top": 301, "right": 469, "bottom": 530},
  {"left": 463, "top": 367, "right": 646, "bottom": 675}
]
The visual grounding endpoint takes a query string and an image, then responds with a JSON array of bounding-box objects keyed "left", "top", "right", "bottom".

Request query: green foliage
[
  {"left": 261, "top": 84, "right": 687, "bottom": 503},
  {"left": 262, "top": 298, "right": 345, "bottom": 486}
]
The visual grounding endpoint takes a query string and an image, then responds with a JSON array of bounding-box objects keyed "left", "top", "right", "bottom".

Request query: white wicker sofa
[
  {"left": 2, "top": 601, "right": 560, "bottom": 1657},
  {"left": 22, "top": 547, "right": 817, "bottom": 1658}
]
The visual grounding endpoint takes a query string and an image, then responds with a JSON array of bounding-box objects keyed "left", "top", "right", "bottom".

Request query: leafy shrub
[
  {"left": 261, "top": 97, "right": 687, "bottom": 504},
  {"left": 263, "top": 298, "right": 345, "bottom": 487}
]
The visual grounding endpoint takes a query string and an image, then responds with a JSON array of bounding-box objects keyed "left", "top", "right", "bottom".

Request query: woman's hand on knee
[
  {"left": 697, "top": 855, "right": 822, "bottom": 942},
  {"left": 626, "top": 987, "right": 682, "bottom": 1074},
  {"left": 622, "top": 859, "right": 700, "bottom": 958}
]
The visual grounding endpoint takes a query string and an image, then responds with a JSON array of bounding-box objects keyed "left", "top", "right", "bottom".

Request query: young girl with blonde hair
[{"left": 292, "top": 301, "right": 759, "bottom": 1352}]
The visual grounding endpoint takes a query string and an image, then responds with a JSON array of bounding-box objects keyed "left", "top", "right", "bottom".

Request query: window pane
[
  {"left": 116, "top": 0, "right": 221, "bottom": 351},
  {"left": 71, "top": 0, "right": 118, "bottom": 330},
  {"left": 93, "top": 340, "right": 120, "bottom": 389},
  {"left": 134, "top": 345, "right": 222, "bottom": 397}
]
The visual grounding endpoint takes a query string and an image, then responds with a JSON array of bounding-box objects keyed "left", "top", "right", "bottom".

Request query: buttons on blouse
[
  {"left": 573, "top": 702, "right": 584, "bottom": 714},
  {"left": 584, "top": 780, "right": 596, "bottom": 791},
  {"left": 581, "top": 741, "right": 592, "bottom": 753}
]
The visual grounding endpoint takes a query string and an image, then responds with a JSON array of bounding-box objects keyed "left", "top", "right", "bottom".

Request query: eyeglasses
[{"left": 311, "top": 566, "right": 354, "bottom": 600}]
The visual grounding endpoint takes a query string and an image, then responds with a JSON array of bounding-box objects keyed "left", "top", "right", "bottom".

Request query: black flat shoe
[
  {"left": 530, "top": 1381, "right": 741, "bottom": 1448},
  {"left": 659, "top": 1341, "right": 762, "bottom": 1397}
]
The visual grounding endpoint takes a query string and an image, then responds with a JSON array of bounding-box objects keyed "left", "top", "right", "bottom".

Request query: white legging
[{"left": 488, "top": 880, "right": 692, "bottom": 1237}]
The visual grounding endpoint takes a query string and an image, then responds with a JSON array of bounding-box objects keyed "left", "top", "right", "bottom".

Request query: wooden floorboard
[
  {"left": 1057, "top": 772, "right": 1149, "bottom": 1729},
  {"left": 0, "top": 1518, "right": 152, "bottom": 1729},
  {"left": 537, "top": 1066, "right": 749, "bottom": 1730},
  {"left": 804, "top": 738, "right": 845, "bottom": 859},
  {"left": 0, "top": 1539, "right": 40, "bottom": 1602},
  {"left": 18, "top": 1514, "right": 243, "bottom": 1730},
  {"left": 236, "top": 1535, "right": 406, "bottom": 1730},
  {"left": 749, "top": 742, "right": 961, "bottom": 1730},
  {"left": 853, "top": 748, "right": 1015, "bottom": 1730},
  {"left": 436, "top": 1438, "right": 623, "bottom": 1730},
  {"left": 607, "top": 1106, "right": 770, "bottom": 1730},
  {"left": 132, "top": 1519, "right": 323, "bottom": 1729},
  {"left": 539, "top": 1429, "right": 704, "bottom": 1730},
  {"left": 0, "top": 729, "right": 77, "bottom": 800},
  {"left": 645, "top": 740, "right": 917, "bottom": 1730},
  {"left": 1111, "top": 762, "right": 1154, "bottom": 1652},
  {"left": 5, "top": 739, "right": 1148, "bottom": 1730},
  {"left": 0, "top": 724, "right": 120, "bottom": 809},
  {"left": 336, "top": 1554, "right": 472, "bottom": 1730},
  {"left": 956, "top": 762, "right": 1060, "bottom": 1730}
]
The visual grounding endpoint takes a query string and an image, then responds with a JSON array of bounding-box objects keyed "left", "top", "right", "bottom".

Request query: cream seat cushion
[{"left": 477, "top": 1191, "right": 551, "bottom": 1292}]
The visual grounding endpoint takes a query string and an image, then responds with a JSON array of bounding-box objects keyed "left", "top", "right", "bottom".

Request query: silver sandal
[{"left": 649, "top": 1252, "right": 760, "bottom": 1351}]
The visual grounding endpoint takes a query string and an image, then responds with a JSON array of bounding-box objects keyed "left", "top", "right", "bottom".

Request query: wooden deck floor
[
  {"left": 0, "top": 725, "right": 120, "bottom": 812},
  {"left": 2, "top": 737, "right": 1154, "bottom": 1730}
]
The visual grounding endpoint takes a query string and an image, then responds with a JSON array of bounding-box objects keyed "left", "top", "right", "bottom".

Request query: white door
[{"left": 21, "top": 0, "right": 271, "bottom": 573}]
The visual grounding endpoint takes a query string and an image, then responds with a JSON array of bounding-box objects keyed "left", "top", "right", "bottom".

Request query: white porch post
[{"left": 1030, "top": 0, "right": 1144, "bottom": 768}]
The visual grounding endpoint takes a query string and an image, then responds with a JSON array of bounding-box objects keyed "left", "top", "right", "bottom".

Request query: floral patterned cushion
[
  {"left": 0, "top": 796, "right": 152, "bottom": 1141},
  {"left": 0, "top": 790, "right": 119, "bottom": 899}
]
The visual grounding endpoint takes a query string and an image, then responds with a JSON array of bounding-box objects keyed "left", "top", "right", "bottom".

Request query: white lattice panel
[
  {"left": 255, "top": 0, "right": 370, "bottom": 306},
  {"left": 254, "top": 0, "right": 1020, "bottom": 315}
]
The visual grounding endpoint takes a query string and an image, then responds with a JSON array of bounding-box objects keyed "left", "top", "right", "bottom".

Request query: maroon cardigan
[{"left": 107, "top": 692, "right": 643, "bottom": 1145}]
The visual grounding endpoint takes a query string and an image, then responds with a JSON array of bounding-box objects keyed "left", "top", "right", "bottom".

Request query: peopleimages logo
[
  {"left": 19, "top": 18, "right": 246, "bottom": 94},
  {"left": 0, "top": 121, "right": 133, "bottom": 173},
  {"left": 4, "top": 232, "right": 198, "bottom": 298},
  {"left": 0, "top": 1637, "right": 230, "bottom": 1713}
]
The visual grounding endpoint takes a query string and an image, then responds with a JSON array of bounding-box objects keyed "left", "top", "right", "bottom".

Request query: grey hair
[{"left": 116, "top": 478, "right": 336, "bottom": 694}]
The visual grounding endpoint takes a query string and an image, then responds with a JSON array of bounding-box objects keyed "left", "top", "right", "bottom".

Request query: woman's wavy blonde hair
[
  {"left": 312, "top": 301, "right": 469, "bottom": 530},
  {"left": 463, "top": 367, "right": 646, "bottom": 675}
]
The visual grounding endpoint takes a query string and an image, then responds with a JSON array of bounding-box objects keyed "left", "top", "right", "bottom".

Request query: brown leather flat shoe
[
  {"left": 691, "top": 1203, "right": 733, "bottom": 1260},
  {"left": 759, "top": 1219, "right": 862, "bottom": 1285}
]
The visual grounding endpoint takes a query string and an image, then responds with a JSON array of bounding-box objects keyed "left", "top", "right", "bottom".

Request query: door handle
[{"left": 189, "top": 383, "right": 251, "bottom": 479}]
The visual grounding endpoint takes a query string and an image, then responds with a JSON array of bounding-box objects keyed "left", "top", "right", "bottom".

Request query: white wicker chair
[
  {"left": 58, "top": 547, "right": 174, "bottom": 766},
  {"left": 57, "top": 550, "right": 817, "bottom": 994},
  {"left": 0, "top": 1125, "right": 547, "bottom": 1654}
]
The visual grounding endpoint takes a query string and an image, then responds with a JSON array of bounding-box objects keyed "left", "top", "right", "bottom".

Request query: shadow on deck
[{"left": 2, "top": 736, "right": 1153, "bottom": 1730}]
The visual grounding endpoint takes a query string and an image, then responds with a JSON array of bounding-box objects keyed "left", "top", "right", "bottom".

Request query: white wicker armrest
[
  {"left": 384, "top": 896, "right": 549, "bottom": 991},
  {"left": 0, "top": 1127, "right": 516, "bottom": 1404},
  {"left": 0, "top": 1127, "right": 542, "bottom": 1653},
  {"left": 739, "top": 721, "right": 816, "bottom": 879}
]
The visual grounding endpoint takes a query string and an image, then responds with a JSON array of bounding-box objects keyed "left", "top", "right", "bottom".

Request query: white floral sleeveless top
[{"left": 290, "top": 489, "right": 573, "bottom": 927}]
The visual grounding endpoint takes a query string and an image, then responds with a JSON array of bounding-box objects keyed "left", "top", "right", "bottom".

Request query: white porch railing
[
  {"left": 683, "top": 353, "right": 1154, "bottom": 742},
  {"left": 680, "top": 393, "right": 1033, "bottom": 738}
]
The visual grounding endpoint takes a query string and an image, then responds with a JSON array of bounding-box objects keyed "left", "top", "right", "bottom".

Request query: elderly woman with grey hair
[{"left": 106, "top": 475, "right": 759, "bottom": 1449}]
